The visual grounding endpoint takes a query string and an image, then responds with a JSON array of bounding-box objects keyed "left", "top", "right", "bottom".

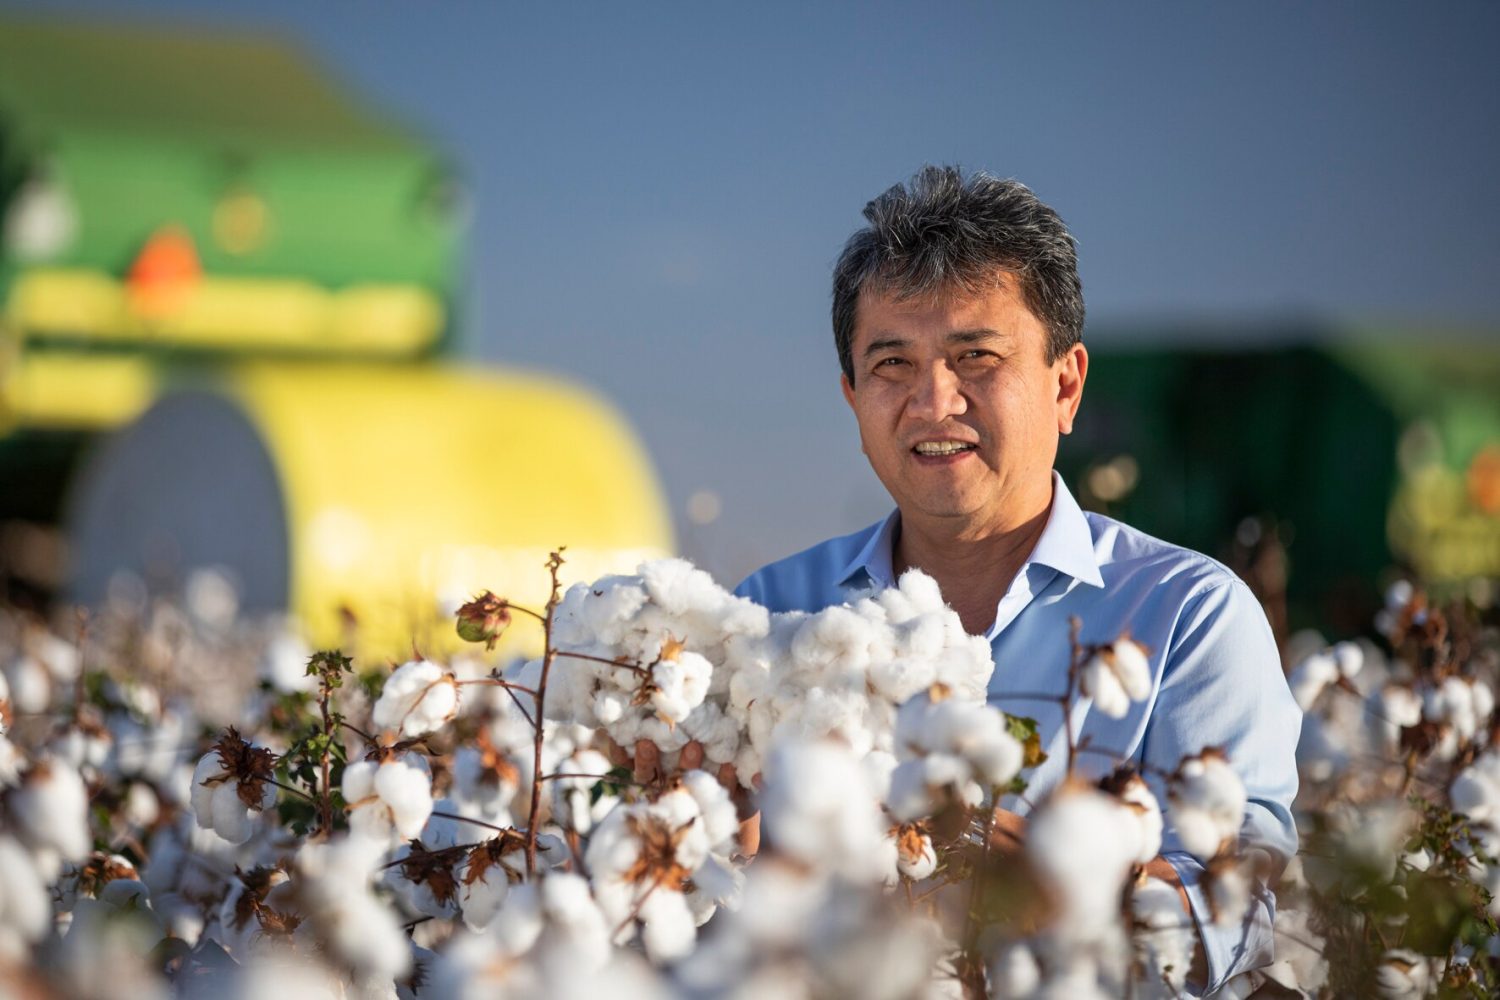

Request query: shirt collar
[{"left": 835, "top": 470, "right": 1105, "bottom": 591}]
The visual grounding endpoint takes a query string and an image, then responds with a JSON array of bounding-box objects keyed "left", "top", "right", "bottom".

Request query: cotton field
[{"left": 0, "top": 556, "right": 1495, "bottom": 998}]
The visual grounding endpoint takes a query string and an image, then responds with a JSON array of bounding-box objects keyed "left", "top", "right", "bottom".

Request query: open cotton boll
[
  {"left": 551, "top": 749, "right": 616, "bottom": 835},
  {"left": 1131, "top": 876, "right": 1194, "bottom": 997},
  {"left": 1166, "top": 749, "right": 1247, "bottom": 861},
  {"left": 1108, "top": 770, "right": 1164, "bottom": 865},
  {"left": 258, "top": 628, "right": 314, "bottom": 694},
  {"left": 1453, "top": 748, "right": 1500, "bottom": 824},
  {"left": 294, "top": 837, "right": 410, "bottom": 985},
  {"left": 989, "top": 942, "right": 1042, "bottom": 998},
  {"left": 13, "top": 757, "right": 92, "bottom": 870},
  {"left": 343, "top": 754, "right": 433, "bottom": 843},
  {"left": 0, "top": 834, "right": 51, "bottom": 960},
  {"left": 649, "top": 651, "right": 712, "bottom": 725},
  {"left": 1027, "top": 785, "right": 1142, "bottom": 944},
  {"left": 892, "top": 825, "right": 937, "bottom": 881},
  {"left": 1373, "top": 948, "right": 1430, "bottom": 999},
  {"left": 1081, "top": 639, "right": 1153, "bottom": 720},
  {"left": 759, "top": 739, "right": 891, "bottom": 882},
  {"left": 372, "top": 660, "right": 459, "bottom": 738},
  {"left": 189, "top": 745, "right": 277, "bottom": 847},
  {"left": 1289, "top": 652, "right": 1340, "bottom": 712}
]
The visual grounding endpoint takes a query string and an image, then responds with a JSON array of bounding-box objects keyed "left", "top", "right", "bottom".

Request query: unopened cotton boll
[
  {"left": 372, "top": 660, "right": 459, "bottom": 738},
  {"left": 1167, "top": 749, "right": 1246, "bottom": 861}
]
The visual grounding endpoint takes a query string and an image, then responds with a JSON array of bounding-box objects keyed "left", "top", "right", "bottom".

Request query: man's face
[{"left": 841, "top": 275, "right": 1087, "bottom": 534}]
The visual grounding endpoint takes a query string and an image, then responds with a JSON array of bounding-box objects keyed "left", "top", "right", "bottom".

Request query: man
[{"left": 735, "top": 166, "right": 1300, "bottom": 994}]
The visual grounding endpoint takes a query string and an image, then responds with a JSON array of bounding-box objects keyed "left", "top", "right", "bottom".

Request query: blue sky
[{"left": 13, "top": 0, "right": 1500, "bottom": 582}]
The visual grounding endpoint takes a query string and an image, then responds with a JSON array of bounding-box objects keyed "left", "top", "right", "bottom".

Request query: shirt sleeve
[{"left": 1143, "top": 576, "right": 1302, "bottom": 993}]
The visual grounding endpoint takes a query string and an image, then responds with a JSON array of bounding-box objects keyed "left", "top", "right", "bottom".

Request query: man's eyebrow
[
  {"left": 946, "top": 328, "right": 1010, "bottom": 344},
  {"left": 861, "top": 336, "right": 909, "bottom": 357}
]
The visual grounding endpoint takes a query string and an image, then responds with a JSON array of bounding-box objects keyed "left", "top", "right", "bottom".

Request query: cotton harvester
[{"left": 0, "top": 17, "right": 673, "bottom": 653}]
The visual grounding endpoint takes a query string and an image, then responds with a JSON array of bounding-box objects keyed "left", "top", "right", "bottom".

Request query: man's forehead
[{"left": 858, "top": 269, "right": 1019, "bottom": 312}]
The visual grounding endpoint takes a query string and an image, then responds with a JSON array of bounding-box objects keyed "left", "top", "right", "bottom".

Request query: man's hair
[{"left": 832, "top": 165, "right": 1084, "bottom": 383}]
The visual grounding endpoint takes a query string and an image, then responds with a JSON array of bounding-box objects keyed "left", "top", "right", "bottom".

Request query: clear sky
[{"left": 11, "top": 0, "right": 1500, "bottom": 583}]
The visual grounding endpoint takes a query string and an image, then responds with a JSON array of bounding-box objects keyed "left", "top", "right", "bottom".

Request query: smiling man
[{"left": 735, "top": 166, "right": 1300, "bottom": 995}]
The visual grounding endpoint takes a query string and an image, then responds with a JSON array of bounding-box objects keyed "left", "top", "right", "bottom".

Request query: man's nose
[{"left": 907, "top": 362, "right": 968, "bottom": 421}]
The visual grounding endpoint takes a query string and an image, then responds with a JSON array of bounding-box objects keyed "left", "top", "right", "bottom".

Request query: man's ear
[
  {"left": 1056, "top": 343, "right": 1087, "bottom": 435},
  {"left": 841, "top": 371, "right": 856, "bottom": 409}
]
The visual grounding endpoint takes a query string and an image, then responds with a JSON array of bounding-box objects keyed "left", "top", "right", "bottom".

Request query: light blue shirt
[{"left": 735, "top": 473, "right": 1301, "bottom": 995}]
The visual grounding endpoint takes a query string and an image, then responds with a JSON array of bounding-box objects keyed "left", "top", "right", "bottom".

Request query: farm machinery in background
[
  {"left": 0, "top": 17, "right": 671, "bottom": 654},
  {"left": 1059, "top": 333, "right": 1500, "bottom": 642}
]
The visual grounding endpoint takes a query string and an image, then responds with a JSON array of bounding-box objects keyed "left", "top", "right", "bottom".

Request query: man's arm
[{"left": 1142, "top": 576, "right": 1302, "bottom": 993}]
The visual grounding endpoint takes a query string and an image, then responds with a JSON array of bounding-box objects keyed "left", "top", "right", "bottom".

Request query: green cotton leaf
[
  {"left": 1004, "top": 774, "right": 1030, "bottom": 797},
  {"left": 306, "top": 650, "right": 352, "bottom": 689},
  {"left": 590, "top": 766, "right": 634, "bottom": 805},
  {"left": 1004, "top": 713, "right": 1048, "bottom": 769}
]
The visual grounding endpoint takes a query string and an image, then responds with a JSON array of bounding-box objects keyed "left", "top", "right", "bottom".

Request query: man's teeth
[{"left": 913, "top": 442, "right": 975, "bottom": 455}]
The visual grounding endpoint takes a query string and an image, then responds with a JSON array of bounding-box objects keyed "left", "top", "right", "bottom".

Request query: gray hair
[{"left": 832, "top": 165, "right": 1084, "bottom": 383}]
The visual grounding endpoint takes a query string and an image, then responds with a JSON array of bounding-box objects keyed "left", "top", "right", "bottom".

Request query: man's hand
[{"left": 600, "top": 735, "right": 760, "bottom": 855}]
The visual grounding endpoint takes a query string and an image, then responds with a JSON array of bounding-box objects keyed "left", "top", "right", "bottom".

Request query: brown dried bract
[
  {"left": 209, "top": 727, "right": 278, "bottom": 810},
  {"left": 75, "top": 852, "right": 138, "bottom": 897},
  {"left": 622, "top": 814, "right": 696, "bottom": 890},
  {"left": 463, "top": 829, "right": 529, "bottom": 887},
  {"left": 231, "top": 865, "right": 300, "bottom": 938},
  {"left": 400, "top": 840, "right": 464, "bottom": 908}
]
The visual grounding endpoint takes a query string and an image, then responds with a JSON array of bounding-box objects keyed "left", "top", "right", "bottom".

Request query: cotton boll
[
  {"left": 681, "top": 770, "right": 739, "bottom": 851},
  {"left": 1110, "top": 771, "right": 1164, "bottom": 865},
  {"left": 12, "top": 757, "right": 91, "bottom": 871},
  {"left": 988, "top": 941, "right": 1041, "bottom": 998},
  {"left": 1374, "top": 948, "right": 1430, "bottom": 999},
  {"left": 344, "top": 754, "right": 434, "bottom": 843},
  {"left": 1266, "top": 908, "right": 1329, "bottom": 994},
  {"left": 551, "top": 749, "right": 616, "bottom": 835},
  {"left": 1081, "top": 654, "right": 1130, "bottom": 719},
  {"left": 1289, "top": 652, "right": 1340, "bottom": 712},
  {"left": 1028, "top": 785, "right": 1142, "bottom": 943},
  {"left": 892, "top": 826, "right": 937, "bottom": 881},
  {"left": 760, "top": 739, "right": 890, "bottom": 882},
  {"left": 258, "top": 628, "right": 315, "bottom": 694},
  {"left": 1166, "top": 749, "right": 1246, "bottom": 862},
  {"left": 1131, "top": 876, "right": 1194, "bottom": 997},
  {"left": 1453, "top": 749, "right": 1500, "bottom": 824},
  {"left": 1081, "top": 639, "right": 1152, "bottom": 719},
  {"left": 373, "top": 660, "right": 459, "bottom": 738},
  {"left": 636, "top": 886, "right": 697, "bottom": 962},
  {"left": 0, "top": 834, "right": 51, "bottom": 959},
  {"left": 649, "top": 651, "right": 712, "bottom": 725}
]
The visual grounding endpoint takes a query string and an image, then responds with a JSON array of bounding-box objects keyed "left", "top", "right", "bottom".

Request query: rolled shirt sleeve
[{"left": 1144, "top": 577, "right": 1302, "bottom": 994}]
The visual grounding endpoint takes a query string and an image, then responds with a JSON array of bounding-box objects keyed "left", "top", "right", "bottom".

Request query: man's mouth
[{"left": 912, "top": 441, "right": 976, "bottom": 456}]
